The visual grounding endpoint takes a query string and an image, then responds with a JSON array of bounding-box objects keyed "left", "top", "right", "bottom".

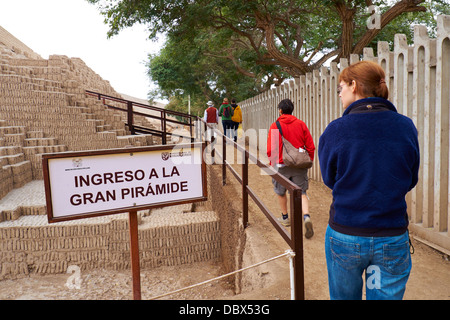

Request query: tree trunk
[
  {"left": 335, "top": 2, "right": 356, "bottom": 61},
  {"left": 258, "top": 17, "right": 311, "bottom": 77}
]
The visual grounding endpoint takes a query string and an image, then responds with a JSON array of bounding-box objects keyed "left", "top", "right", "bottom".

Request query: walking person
[
  {"left": 230, "top": 98, "right": 242, "bottom": 143},
  {"left": 218, "top": 98, "right": 234, "bottom": 141},
  {"left": 267, "top": 98, "right": 315, "bottom": 238},
  {"left": 318, "top": 60, "right": 420, "bottom": 300},
  {"left": 203, "top": 100, "right": 219, "bottom": 142}
]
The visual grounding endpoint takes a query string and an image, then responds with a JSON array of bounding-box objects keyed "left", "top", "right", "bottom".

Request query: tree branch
[
  {"left": 353, "top": 0, "right": 426, "bottom": 56},
  {"left": 203, "top": 52, "right": 256, "bottom": 78}
]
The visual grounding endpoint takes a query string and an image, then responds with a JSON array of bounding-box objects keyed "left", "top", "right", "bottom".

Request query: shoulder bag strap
[{"left": 275, "top": 121, "right": 283, "bottom": 136}]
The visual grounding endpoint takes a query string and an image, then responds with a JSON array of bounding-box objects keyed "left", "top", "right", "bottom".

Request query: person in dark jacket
[
  {"left": 267, "top": 99, "right": 315, "bottom": 238},
  {"left": 319, "top": 60, "right": 420, "bottom": 300}
]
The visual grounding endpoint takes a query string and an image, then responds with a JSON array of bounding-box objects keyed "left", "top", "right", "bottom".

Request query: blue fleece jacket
[{"left": 318, "top": 97, "right": 420, "bottom": 236}]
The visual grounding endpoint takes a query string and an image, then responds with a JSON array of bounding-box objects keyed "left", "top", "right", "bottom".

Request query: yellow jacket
[{"left": 231, "top": 104, "right": 242, "bottom": 123}]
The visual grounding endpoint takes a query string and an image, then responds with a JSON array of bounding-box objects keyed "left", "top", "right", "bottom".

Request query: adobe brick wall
[
  {"left": 0, "top": 25, "right": 229, "bottom": 282},
  {"left": 0, "top": 26, "right": 41, "bottom": 60},
  {"left": 0, "top": 27, "right": 157, "bottom": 201},
  {"left": 0, "top": 168, "right": 226, "bottom": 280},
  {"left": 0, "top": 208, "right": 220, "bottom": 280}
]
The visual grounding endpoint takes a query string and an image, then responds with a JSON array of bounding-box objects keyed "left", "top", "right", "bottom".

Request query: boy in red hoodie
[{"left": 267, "top": 99, "right": 315, "bottom": 238}]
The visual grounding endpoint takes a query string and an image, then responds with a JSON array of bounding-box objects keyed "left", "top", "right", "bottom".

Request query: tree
[
  {"left": 147, "top": 32, "right": 266, "bottom": 115},
  {"left": 87, "top": 0, "right": 448, "bottom": 78},
  {"left": 87, "top": 0, "right": 449, "bottom": 113}
]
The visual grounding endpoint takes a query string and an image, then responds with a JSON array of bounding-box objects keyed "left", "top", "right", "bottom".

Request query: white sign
[{"left": 43, "top": 143, "right": 206, "bottom": 222}]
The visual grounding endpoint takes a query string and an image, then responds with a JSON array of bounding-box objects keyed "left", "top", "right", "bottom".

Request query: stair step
[
  {"left": 82, "top": 113, "right": 96, "bottom": 120},
  {"left": 109, "top": 129, "right": 127, "bottom": 136},
  {"left": 3, "top": 133, "right": 25, "bottom": 146},
  {"left": 0, "top": 126, "right": 26, "bottom": 135},
  {"left": 4, "top": 160, "right": 31, "bottom": 170},
  {"left": 26, "top": 131, "right": 45, "bottom": 139},
  {"left": 0, "top": 153, "right": 25, "bottom": 165},
  {"left": 96, "top": 124, "right": 112, "bottom": 132},
  {"left": 0, "top": 146, "right": 22, "bottom": 156},
  {"left": 3, "top": 160, "right": 32, "bottom": 188},
  {"left": 24, "top": 137, "right": 58, "bottom": 147},
  {"left": 0, "top": 157, "right": 8, "bottom": 167},
  {"left": 65, "top": 106, "right": 90, "bottom": 114},
  {"left": 22, "top": 145, "right": 67, "bottom": 155}
]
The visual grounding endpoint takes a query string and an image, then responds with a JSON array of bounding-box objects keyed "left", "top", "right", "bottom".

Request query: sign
[{"left": 43, "top": 143, "right": 207, "bottom": 223}]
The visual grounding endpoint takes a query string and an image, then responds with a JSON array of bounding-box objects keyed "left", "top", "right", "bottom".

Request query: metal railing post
[
  {"left": 222, "top": 136, "right": 227, "bottom": 185},
  {"left": 127, "top": 101, "right": 134, "bottom": 135},
  {"left": 190, "top": 117, "right": 194, "bottom": 142},
  {"left": 162, "top": 110, "right": 167, "bottom": 145},
  {"left": 210, "top": 134, "right": 216, "bottom": 163},
  {"left": 242, "top": 150, "right": 249, "bottom": 228},
  {"left": 290, "top": 188, "right": 305, "bottom": 300}
]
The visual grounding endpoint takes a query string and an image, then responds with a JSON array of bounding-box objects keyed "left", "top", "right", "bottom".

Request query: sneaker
[
  {"left": 304, "top": 216, "right": 314, "bottom": 239},
  {"left": 277, "top": 216, "right": 291, "bottom": 227}
]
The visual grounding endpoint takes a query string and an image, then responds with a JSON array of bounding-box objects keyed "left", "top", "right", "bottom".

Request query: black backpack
[{"left": 223, "top": 105, "right": 233, "bottom": 118}]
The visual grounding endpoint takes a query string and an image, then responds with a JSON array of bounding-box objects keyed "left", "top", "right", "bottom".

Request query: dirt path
[
  {"left": 0, "top": 141, "right": 449, "bottom": 300},
  {"left": 229, "top": 165, "right": 450, "bottom": 300}
]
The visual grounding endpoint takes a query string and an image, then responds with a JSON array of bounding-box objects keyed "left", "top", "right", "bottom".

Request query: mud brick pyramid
[{"left": 0, "top": 26, "right": 220, "bottom": 280}]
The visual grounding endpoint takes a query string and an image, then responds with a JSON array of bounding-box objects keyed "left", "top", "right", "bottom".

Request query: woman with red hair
[{"left": 319, "top": 61, "right": 420, "bottom": 300}]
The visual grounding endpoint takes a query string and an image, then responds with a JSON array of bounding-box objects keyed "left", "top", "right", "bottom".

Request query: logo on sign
[
  {"left": 161, "top": 152, "right": 170, "bottom": 161},
  {"left": 73, "top": 158, "right": 83, "bottom": 168},
  {"left": 161, "top": 149, "right": 192, "bottom": 161}
]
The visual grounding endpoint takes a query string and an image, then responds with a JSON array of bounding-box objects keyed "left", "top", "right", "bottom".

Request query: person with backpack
[
  {"left": 219, "top": 98, "right": 234, "bottom": 141},
  {"left": 230, "top": 98, "right": 242, "bottom": 143}
]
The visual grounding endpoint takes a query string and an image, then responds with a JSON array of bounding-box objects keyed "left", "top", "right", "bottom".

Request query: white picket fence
[{"left": 239, "top": 15, "right": 450, "bottom": 253}]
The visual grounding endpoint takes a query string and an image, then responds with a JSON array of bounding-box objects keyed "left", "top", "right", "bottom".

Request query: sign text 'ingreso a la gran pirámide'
[{"left": 43, "top": 143, "right": 207, "bottom": 223}]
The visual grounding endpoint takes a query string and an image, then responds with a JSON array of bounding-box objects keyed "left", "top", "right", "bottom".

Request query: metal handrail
[
  {"left": 82, "top": 93, "right": 306, "bottom": 299},
  {"left": 199, "top": 119, "right": 305, "bottom": 300},
  {"left": 85, "top": 90, "right": 197, "bottom": 143}
]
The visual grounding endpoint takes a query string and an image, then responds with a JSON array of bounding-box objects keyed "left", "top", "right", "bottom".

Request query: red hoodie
[{"left": 267, "top": 114, "right": 315, "bottom": 166}]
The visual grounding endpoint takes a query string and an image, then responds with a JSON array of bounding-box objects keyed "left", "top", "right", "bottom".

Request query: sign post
[
  {"left": 128, "top": 209, "right": 141, "bottom": 300},
  {"left": 42, "top": 143, "right": 207, "bottom": 299}
]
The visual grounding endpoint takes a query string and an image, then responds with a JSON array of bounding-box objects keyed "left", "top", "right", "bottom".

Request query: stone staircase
[
  {"left": 0, "top": 42, "right": 158, "bottom": 201},
  {"left": 0, "top": 121, "right": 62, "bottom": 200},
  {"left": 0, "top": 26, "right": 221, "bottom": 282}
]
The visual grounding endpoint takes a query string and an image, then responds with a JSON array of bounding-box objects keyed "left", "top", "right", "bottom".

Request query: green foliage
[
  {"left": 147, "top": 32, "right": 263, "bottom": 115},
  {"left": 87, "top": 0, "right": 450, "bottom": 113}
]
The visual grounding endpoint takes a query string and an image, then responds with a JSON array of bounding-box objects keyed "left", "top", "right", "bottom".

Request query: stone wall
[
  {"left": 0, "top": 26, "right": 41, "bottom": 60},
  {"left": 0, "top": 25, "right": 225, "bottom": 282},
  {"left": 0, "top": 207, "right": 220, "bottom": 280},
  {"left": 0, "top": 28, "right": 156, "bottom": 200}
]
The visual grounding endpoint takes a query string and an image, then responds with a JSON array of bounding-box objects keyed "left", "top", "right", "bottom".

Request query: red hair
[{"left": 339, "top": 61, "right": 389, "bottom": 99}]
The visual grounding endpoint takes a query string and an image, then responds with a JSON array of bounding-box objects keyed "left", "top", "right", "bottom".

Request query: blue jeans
[
  {"left": 325, "top": 225, "right": 411, "bottom": 300},
  {"left": 222, "top": 120, "right": 234, "bottom": 140}
]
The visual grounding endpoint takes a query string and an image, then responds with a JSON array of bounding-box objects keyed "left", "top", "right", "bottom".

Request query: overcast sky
[{"left": 0, "top": 0, "right": 163, "bottom": 100}]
